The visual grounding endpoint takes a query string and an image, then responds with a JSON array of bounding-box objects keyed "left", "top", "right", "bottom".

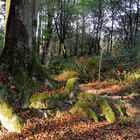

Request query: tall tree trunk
[
  {"left": 110, "top": 4, "right": 114, "bottom": 52},
  {"left": 1, "top": 0, "right": 34, "bottom": 74},
  {"left": 129, "top": 0, "right": 133, "bottom": 47},
  {"left": 0, "top": 0, "right": 39, "bottom": 133},
  {"left": 134, "top": 0, "right": 140, "bottom": 46},
  {"left": 32, "top": 0, "right": 40, "bottom": 52},
  {"left": 75, "top": 17, "right": 79, "bottom": 56},
  {"left": 81, "top": 12, "right": 85, "bottom": 56},
  {"left": 36, "top": 11, "right": 42, "bottom": 54},
  {"left": 41, "top": 4, "right": 53, "bottom": 65}
]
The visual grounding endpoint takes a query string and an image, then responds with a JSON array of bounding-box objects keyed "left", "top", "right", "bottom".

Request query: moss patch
[
  {"left": 29, "top": 92, "right": 68, "bottom": 110},
  {"left": 99, "top": 98, "right": 116, "bottom": 123},
  {"left": 0, "top": 91, "right": 23, "bottom": 132},
  {"left": 64, "top": 78, "right": 78, "bottom": 92},
  {"left": 70, "top": 101, "right": 99, "bottom": 122},
  {"left": 70, "top": 93, "right": 120, "bottom": 123}
]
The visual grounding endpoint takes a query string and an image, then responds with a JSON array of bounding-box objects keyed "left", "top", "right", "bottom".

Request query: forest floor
[{"left": 0, "top": 70, "right": 140, "bottom": 139}]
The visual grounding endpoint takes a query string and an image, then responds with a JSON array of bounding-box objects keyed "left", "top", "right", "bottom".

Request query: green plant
[
  {"left": 75, "top": 56, "right": 99, "bottom": 82},
  {"left": 47, "top": 57, "right": 65, "bottom": 75}
]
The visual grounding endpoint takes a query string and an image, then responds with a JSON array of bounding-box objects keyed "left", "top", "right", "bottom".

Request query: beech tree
[{"left": 0, "top": 0, "right": 40, "bottom": 75}]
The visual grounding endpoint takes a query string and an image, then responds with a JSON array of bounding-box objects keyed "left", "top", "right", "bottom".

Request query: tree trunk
[
  {"left": 36, "top": 11, "right": 42, "bottom": 54},
  {"left": 41, "top": 3, "right": 53, "bottom": 65},
  {"left": 75, "top": 17, "right": 79, "bottom": 56},
  {"left": 32, "top": 0, "right": 40, "bottom": 52},
  {"left": 81, "top": 12, "right": 85, "bottom": 56},
  {"left": 41, "top": 41, "right": 52, "bottom": 66},
  {"left": 59, "top": 40, "right": 67, "bottom": 59},
  {"left": 0, "top": 0, "right": 38, "bottom": 132},
  {"left": 1, "top": 0, "right": 35, "bottom": 74}
]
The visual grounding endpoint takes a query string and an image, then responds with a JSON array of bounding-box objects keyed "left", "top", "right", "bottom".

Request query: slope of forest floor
[{"left": 0, "top": 76, "right": 140, "bottom": 140}]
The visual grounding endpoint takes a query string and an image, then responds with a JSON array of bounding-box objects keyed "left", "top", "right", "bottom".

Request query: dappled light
[{"left": 0, "top": 0, "right": 140, "bottom": 139}]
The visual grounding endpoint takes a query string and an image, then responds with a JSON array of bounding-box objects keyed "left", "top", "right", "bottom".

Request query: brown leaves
[
  {"left": 0, "top": 77, "right": 140, "bottom": 140},
  {"left": 0, "top": 110, "right": 139, "bottom": 140}
]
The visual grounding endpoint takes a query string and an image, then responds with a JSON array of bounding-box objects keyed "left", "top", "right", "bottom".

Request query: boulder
[
  {"left": 29, "top": 92, "right": 68, "bottom": 110},
  {"left": 64, "top": 78, "right": 79, "bottom": 104},
  {"left": 0, "top": 93, "right": 23, "bottom": 132},
  {"left": 99, "top": 98, "right": 116, "bottom": 123}
]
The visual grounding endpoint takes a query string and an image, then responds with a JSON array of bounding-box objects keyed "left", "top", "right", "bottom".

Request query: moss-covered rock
[
  {"left": 114, "top": 103, "right": 124, "bottom": 117},
  {"left": 29, "top": 92, "right": 68, "bottom": 110},
  {"left": 0, "top": 94, "right": 23, "bottom": 132},
  {"left": 0, "top": 114, "right": 24, "bottom": 133},
  {"left": 99, "top": 98, "right": 116, "bottom": 123},
  {"left": 20, "top": 79, "right": 46, "bottom": 108},
  {"left": 64, "top": 78, "right": 79, "bottom": 104},
  {"left": 70, "top": 93, "right": 118, "bottom": 123},
  {"left": 64, "top": 78, "right": 79, "bottom": 93},
  {"left": 77, "top": 92, "right": 97, "bottom": 104},
  {"left": 70, "top": 102, "right": 99, "bottom": 122}
]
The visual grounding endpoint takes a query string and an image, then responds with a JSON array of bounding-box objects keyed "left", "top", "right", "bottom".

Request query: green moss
[
  {"left": 29, "top": 92, "right": 68, "bottom": 109},
  {"left": 0, "top": 98, "right": 13, "bottom": 119},
  {"left": 0, "top": 114, "right": 24, "bottom": 133},
  {"left": 29, "top": 93, "right": 53, "bottom": 109},
  {"left": 19, "top": 78, "right": 48, "bottom": 108},
  {"left": 0, "top": 95, "right": 24, "bottom": 132},
  {"left": 99, "top": 98, "right": 116, "bottom": 123},
  {"left": 64, "top": 78, "right": 78, "bottom": 93},
  {"left": 114, "top": 103, "right": 124, "bottom": 117},
  {"left": 77, "top": 93, "right": 97, "bottom": 103},
  {"left": 88, "top": 108, "right": 99, "bottom": 122},
  {"left": 70, "top": 102, "right": 99, "bottom": 122}
]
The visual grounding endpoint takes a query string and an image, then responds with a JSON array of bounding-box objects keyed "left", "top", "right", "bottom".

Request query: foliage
[
  {"left": 113, "top": 46, "right": 140, "bottom": 69},
  {"left": 47, "top": 57, "right": 65, "bottom": 75},
  {"left": 126, "top": 71, "right": 140, "bottom": 82},
  {"left": 100, "top": 45, "right": 140, "bottom": 81},
  {"left": 75, "top": 56, "right": 99, "bottom": 82}
]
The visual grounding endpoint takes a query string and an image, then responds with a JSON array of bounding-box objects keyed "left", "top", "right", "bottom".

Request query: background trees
[{"left": 1, "top": 0, "right": 140, "bottom": 59}]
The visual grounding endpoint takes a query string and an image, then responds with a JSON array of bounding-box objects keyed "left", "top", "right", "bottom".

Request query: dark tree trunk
[
  {"left": 59, "top": 40, "right": 67, "bottom": 59},
  {"left": 0, "top": 0, "right": 35, "bottom": 74}
]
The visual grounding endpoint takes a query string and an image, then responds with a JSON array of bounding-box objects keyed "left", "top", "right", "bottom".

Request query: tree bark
[
  {"left": 1, "top": 0, "right": 35, "bottom": 74},
  {"left": 41, "top": 3, "right": 53, "bottom": 65}
]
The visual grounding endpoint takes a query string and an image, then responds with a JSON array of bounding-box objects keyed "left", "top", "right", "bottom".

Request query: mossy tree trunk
[
  {"left": 0, "top": 0, "right": 43, "bottom": 132},
  {"left": 0, "top": 0, "right": 38, "bottom": 75}
]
